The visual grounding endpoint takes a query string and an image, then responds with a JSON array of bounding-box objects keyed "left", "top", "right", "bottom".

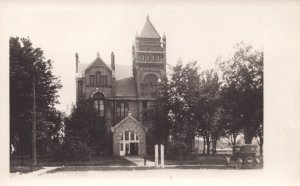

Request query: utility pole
[{"left": 32, "top": 75, "right": 37, "bottom": 166}]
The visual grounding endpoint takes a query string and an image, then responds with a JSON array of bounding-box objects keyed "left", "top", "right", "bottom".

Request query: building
[{"left": 75, "top": 16, "right": 166, "bottom": 156}]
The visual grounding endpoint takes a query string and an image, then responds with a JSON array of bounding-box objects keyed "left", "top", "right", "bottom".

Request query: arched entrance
[
  {"left": 111, "top": 113, "right": 147, "bottom": 156},
  {"left": 120, "top": 131, "right": 140, "bottom": 156}
]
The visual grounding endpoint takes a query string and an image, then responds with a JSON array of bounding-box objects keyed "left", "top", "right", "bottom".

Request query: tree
[
  {"left": 168, "top": 61, "right": 200, "bottom": 156},
  {"left": 149, "top": 75, "right": 171, "bottom": 145},
  {"left": 217, "top": 42, "right": 263, "bottom": 148},
  {"left": 195, "top": 69, "right": 222, "bottom": 155},
  {"left": 60, "top": 99, "right": 106, "bottom": 160},
  {"left": 10, "top": 37, "right": 62, "bottom": 164}
]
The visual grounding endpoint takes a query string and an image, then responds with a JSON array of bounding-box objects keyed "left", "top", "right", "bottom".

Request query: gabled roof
[
  {"left": 115, "top": 77, "right": 137, "bottom": 97},
  {"left": 85, "top": 55, "right": 113, "bottom": 73},
  {"left": 111, "top": 112, "right": 146, "bottom": 132},
  {"left": 139, "top": 16, "right": 161, "bottom": 39}
]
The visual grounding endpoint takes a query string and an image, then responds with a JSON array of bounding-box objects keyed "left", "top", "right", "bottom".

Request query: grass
[
  {"left": 10, "top": 154, "right": 263, "bottom": 174},
  {"left": 10, "top": 166, "right": 43, "bottom": 174},
  {"left": 10, "top": 155, "right": 135, "bottom": 167}
]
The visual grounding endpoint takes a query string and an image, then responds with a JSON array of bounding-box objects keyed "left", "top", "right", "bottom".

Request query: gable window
[
  {"left": 96, "top": 71, "right": 101, "bottom": 86},
  {"left": 90, "top": 75, "right": 95, "bottom": 86},
  {"left": 93, "top": 93, "right": 104, "bottom": 117},
  {"left": 116, "top": 102, "right": 129, "bottom": 117}
]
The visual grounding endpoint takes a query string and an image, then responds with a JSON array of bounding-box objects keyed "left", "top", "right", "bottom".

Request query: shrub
[
  {"left": 54, "top": 137, "right": 92, "bottom": 161},
  {"left": 165, "top": 140, "right": 189, "bottom": 160}
]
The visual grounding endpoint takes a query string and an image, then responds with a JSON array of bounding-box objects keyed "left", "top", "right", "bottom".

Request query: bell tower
[{"left": 132, "top": 16, "right": 166, "bottom": 97}]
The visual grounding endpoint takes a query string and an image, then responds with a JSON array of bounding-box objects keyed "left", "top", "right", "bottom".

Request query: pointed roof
[
  {"left": 84, "top": 52, "right": 114, "bottom": 73},
  {"left": 111, "top": 112, "right": 147, "bottom": 132},
  {"left": 139, "top": 16, "right": 161, "bottom": 39}
]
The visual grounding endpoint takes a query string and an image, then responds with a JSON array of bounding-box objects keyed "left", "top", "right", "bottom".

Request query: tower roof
[{"left": 139, "top": 16, "right": 161, "bottom": 39}]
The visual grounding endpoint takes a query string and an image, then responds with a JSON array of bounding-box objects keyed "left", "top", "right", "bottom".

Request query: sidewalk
[{"left": 123, "top": 156, "right": 155, "bottom": 167}]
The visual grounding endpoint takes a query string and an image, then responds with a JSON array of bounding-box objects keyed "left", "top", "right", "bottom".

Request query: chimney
[
  {"left": 111, "top": 52, "right": 115, "bottom": 71},
  {"left": 75, "top": 53, "right": 79, "bottom": 73}
]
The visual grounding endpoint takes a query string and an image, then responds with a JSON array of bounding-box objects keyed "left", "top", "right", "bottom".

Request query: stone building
[{"left": 75, "top": 16, "right": 166, "bottom": 156}]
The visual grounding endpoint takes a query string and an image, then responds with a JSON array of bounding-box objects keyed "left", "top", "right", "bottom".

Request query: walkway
[{"left": 123, "top": 156, "right": 155, "bottom": 167}]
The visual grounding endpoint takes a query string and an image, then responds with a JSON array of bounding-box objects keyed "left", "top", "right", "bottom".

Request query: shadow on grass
[
  {"left": 10, "top": 166, "right": 43, "bottom": 174},
  {"left": 10, "top": 155, "right": 136, "bottom": 167}
]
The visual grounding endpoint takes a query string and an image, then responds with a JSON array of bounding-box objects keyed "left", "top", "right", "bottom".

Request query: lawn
[{"left": 10, "top": 154, "right": 135, "bottom": 173}]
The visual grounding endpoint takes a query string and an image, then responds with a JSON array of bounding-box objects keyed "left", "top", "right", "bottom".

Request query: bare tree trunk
[
  {"left": 206, "top": 135, "right": 210, "bottom": 155},
  {"left": 21, "top": 138, "right": 24, "bottom": 166},
  {"left": 231, "top": 133, "right": 237, "bottom": 154},
  {"left": 32, "top": 77, "right": 37, "bottom": 166},
  {"left": 203, "top": 136, "right": 206, "bottom": 155},
  {"left": 259, "top": 137, "right": 263, "bottom": 156},
  {"left": 213, "top": 139, "right": 217, "bottom": 154}
]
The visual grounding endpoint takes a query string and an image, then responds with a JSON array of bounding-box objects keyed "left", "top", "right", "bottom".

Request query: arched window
[
  {"left": 144, "top": 74, "right": 158, "bottom": 83},
  {"left": 96, "top": 71, "right": 101, "bottom": 86},
  {"left": 116, "top": 102, "right": 129, "bottom": 117},
  {"left": 142, "top": 74, "right": 158, "bottom": 96},
  {"left": 93, "top": 93, "right": 104, "bottom": 117},
  {"left": 120, "top": 130, "right": 140, "bottom": 155}
]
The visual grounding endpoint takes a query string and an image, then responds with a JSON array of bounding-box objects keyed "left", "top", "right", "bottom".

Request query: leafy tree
[
  {"left": 10, "top": 37, "right": 62, "bottom": 164},
  {"left": 168, "top": 61, "right": 200, "bottom": 156},
  {"left": 148, "top": 75, "right": 171, "bottom": 146},
  {"left": 195, "top": 69, "right": 222, "bottom": 155},
  {"left": 217, "top": 42, "right": 263, "bottom": 150},
  {"left": 60, "top": 99, "right": 107, "bottom": 160}
]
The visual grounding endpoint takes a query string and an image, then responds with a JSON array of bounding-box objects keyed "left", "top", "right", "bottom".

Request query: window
[
  {"left": 90, "top": 75, "right": 95, "bottom": 86},
  {"left": 142, "top": 74, "right": 158, "bottom": 96},
  {"left": 142, "top": 54, "right": 145, "bottom": 61},
  {"left": 120, "top": 131, "right": 139, "bottom": 142},
  {"left": 125, "top": 131, "right": 129, "bottom": 140},
  {"left": 130, "top": 132, "right": 134, "bottom": 140},
  {"left": 116, "top": 102, "right": 129, "bottom": 117},
  {"left": 157, "top": 55, "right": 160, "bottom": 61},
  {"left": 152, "top": 55, "right": 155, "bottom": 61},
  {"left": 101, "top": 75, "right": 107, "bottom": 85},
  {"left": 142, "top": 101, "right": 147, "bottom": 117},
  {"left": 93, "top": 93, "right": 104, "bottom": 117},
  {"left": 96, "top": 71, "right": 101, "bottom": 86},
  {"left": 146, "top": 55, "right": 150, "bottom": 61}
]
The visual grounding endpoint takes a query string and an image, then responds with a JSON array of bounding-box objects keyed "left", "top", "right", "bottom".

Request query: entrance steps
[{"left": 123, "top": 156, "right": 155, "bottom": 167}]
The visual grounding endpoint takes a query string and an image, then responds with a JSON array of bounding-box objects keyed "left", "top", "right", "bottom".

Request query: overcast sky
[{"left": 2, "top": 1, "right": 263, "bottom": 114}]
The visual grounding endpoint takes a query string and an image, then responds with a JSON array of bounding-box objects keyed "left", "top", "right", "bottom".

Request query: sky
[{"left": 1, "top": 1, "right": 263, "bottom": 114}]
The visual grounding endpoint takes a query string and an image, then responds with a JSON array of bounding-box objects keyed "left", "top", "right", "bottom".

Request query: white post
[
  {"left": 155, "top": 144, "right": 159, "bottom": 167},
  {"left": 161, "top": 144, "right": 164, "bottom": 168}
]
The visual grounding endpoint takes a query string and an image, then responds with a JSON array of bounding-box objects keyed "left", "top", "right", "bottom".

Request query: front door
[
  {"left": 130, "top": 143, "right": 139, "bottom": 155},
  {"left": 125, "top": 143, "right": 130, "bottom": 155}
]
